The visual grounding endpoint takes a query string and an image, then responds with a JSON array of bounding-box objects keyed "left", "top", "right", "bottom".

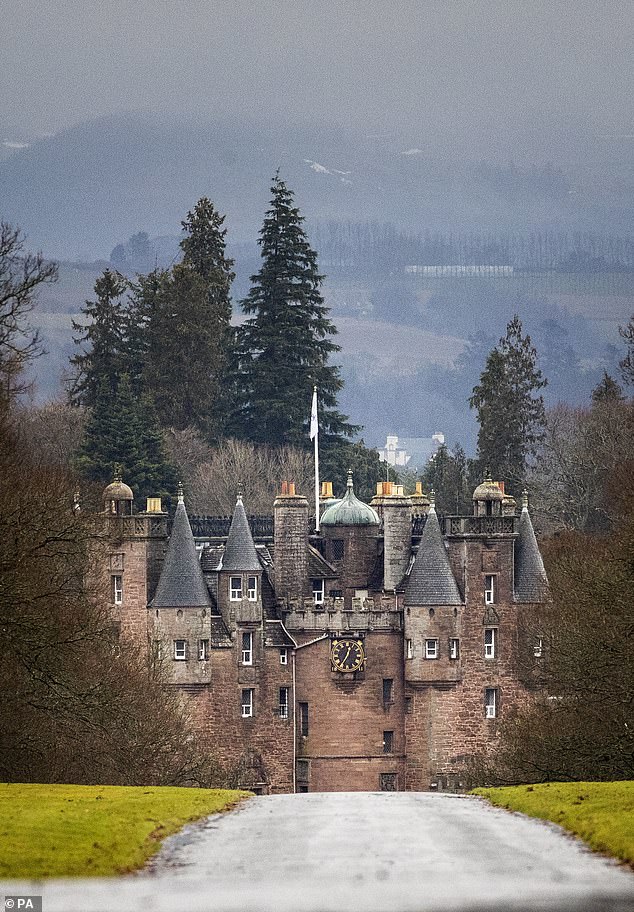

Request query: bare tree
[{"left": 0, "top": 222, "right": 57, "bottom": 402}]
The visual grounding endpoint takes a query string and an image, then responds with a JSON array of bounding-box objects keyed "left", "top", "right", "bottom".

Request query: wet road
[{"left": 2, "top": 792, "right": 633, "bottom": 911}]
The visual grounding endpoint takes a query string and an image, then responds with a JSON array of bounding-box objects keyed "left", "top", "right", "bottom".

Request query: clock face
[{"left": 331, "top": 639, "right": 365, "bottom": 673}]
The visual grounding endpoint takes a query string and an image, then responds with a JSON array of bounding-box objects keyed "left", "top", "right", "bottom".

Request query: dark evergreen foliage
[
  {"left": 70, "top": 269, "right": 129, "bottom": 407},
  {"left": 321, "top": 439, "right": 395, "bottom": 504},
  {"left": 591, "top": 371, "right": 624, "bottom": 404},
  {"left": 618, "top": 315, "right": 634, "bottom": 387},
  {"left": 469, "top": 315, "right": 547, "bottom": 494},
  {"left": 140, "top": 199, "right": 235, "bottom": 440},
  {"left": 75, "top": 375, "right": 176, "bottom": 503},
  {"left": 421, "top": 443, "right": 473, "bottom": 514},
  {"left": 234, "top": 175, "right": 357, "bottom": 447}
]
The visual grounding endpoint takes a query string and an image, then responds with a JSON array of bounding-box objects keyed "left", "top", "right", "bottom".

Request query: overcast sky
[{"left": 2, "top": 0, "right": 633, "bottom": 155}]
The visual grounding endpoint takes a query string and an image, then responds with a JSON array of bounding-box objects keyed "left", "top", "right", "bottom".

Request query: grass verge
[
  {"left": 473, "top": 781, "right": 634, "bottom": 865},
  {"left": 0, "top": 783, "right": 249, "bottom": 878}
]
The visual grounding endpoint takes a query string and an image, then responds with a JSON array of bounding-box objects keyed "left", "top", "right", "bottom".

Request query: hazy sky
[{"left": 2, "top": 0, "right": 633, "bottom": 152}]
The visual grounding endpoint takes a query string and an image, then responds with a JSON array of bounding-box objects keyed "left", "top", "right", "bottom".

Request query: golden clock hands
[{"left": 343, "top": 645, "right": 352, "bottom": 665}]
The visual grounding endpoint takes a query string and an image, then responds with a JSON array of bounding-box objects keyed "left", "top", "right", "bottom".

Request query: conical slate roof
[
  {"left": 404, "top": 504, "right": 462, "bottom": 606},
  {"left": 152, "top": 497, "right": 211, "bottom": 608},
  {"left": 221, "top": 496, "right": 261, "bottom": 572},
  {"left": 321, "top": 472, "right": 380, "bottom": 526},
  {"left": 514, "top": 496, "right": 548, "bottom": 602}
]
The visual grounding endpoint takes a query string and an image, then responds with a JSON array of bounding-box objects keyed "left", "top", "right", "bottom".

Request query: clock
[{"left": 331, "top": 638, "right": 365, "bottom": 673}]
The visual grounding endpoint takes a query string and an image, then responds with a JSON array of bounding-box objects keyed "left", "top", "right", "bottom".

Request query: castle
[{"left": 103, "top": 471, "right": 548, "bottom": 793}]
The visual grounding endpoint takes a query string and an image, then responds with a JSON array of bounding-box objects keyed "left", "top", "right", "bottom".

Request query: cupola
[
  {"left": 472, "top": 469, "right": 503, "bottom": 517},
  {"left": 320, "top": 471, "right": 380, "bottom": 526},
  {"left": 102, "top": 466, "right": 134, "bottom": 515}
]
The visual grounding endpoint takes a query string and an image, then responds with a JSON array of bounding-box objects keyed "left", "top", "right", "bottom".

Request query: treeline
[{"left": 311, "top": 221, "right": 634, "bottom": 276}]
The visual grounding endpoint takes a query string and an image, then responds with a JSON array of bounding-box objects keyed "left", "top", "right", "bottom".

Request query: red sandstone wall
[{"left": 295, "top": 633, "right": 405, "bottom": 791}]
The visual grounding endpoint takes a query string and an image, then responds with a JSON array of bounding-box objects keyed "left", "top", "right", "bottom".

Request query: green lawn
[
  {"left": 473, "top": 781, "right": 634, "bottom": 865},
  {"left": 0, "top": 783, "right": 249, "bottom": 878}
]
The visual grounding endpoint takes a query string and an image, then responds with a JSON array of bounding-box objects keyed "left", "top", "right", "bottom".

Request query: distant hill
[{"left": 3, "top": 112, "right": 634, "bottom": 260}]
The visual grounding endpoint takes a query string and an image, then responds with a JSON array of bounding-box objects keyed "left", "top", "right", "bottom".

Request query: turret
[
  {"left": 514, "top": 491, "right": 548, "bottom": 602},
  {"left": 219, "top": 492, "right": 263, "bottom": 624},
  {"left": 102, "top": 466, "right": 133, "bottom": 515}
]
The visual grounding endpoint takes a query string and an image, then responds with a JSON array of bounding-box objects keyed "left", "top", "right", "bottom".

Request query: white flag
[{"left": 310, "top": 386, "right": 318, "bottom": 440}]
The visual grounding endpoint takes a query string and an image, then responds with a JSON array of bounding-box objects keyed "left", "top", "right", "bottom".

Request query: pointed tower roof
[
  {"left": 221, "top": 495, "right": 261, "bottom": 572},
  {"left": 404, "top": 496, "right": 462, "bottom": 606},
  {"left": 152, "top": 488, "right": 211, "bottom": 608},
  {"left": 514, "top": 491, "right": 548, "bottom": 602}
]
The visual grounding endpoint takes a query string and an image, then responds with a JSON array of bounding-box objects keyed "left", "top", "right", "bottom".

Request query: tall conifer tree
[
  {"left": 141, "top": 199, "right": 234, "bottom": 440},
  {"left": 70, "top": 269, "right": 129, "bottom": 407},
  {"left": 469, "top": 315, "right": 547, "bottom": 493},
  {"left": 234, "top": 175, "right": 356, "bottom": 447}
]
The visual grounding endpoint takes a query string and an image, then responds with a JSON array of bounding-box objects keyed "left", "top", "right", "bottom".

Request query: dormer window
[
  {"left": 247, "top": 576, "right": 258, "bottom": 601},
  {"left": 230, "top": 576, "right": 242, "bottom": 601}
]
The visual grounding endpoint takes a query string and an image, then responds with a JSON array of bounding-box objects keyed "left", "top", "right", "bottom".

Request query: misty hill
[{"left": 3, "top": 112, "right": 634, "bottom": 260}]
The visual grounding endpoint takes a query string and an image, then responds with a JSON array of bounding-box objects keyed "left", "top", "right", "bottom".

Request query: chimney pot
[
  {"left": 281, "top": 481, "right": 288, "bottom": 495},
  {"left": 415, "top": 481, "right": 422, "bottom": 495},
  {"left": 289, "top": 482, "right": 296, "bottom": 496}
]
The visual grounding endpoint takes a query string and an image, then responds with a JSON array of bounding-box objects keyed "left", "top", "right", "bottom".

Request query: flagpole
[{"left": 310, "top": 386, "right": 320, "bottom": 533}]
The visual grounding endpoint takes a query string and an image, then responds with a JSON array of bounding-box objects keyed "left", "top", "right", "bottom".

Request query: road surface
[{"left": 2, "top": 792, "right": 633, "bottom": 911}]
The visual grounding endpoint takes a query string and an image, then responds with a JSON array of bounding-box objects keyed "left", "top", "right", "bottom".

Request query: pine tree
[
  {"left": 469, "top": 315, "right": 547, "bottom": 493},
  {"left": 591, "top": 371, "right": 624, "bottom": 404},
  {"left": 75, "top": 375, "right": 176, "bottom": 502},
  {"left": 141, "top": 199, "right": 234, "bottom": 440},
  {"left": 234, "top": 175, "right": 357, "bottom": 447},
  {"left": 422, "top": 443, "right": 472, "bottom": 514},
  {"left": 618, "top": 315, "right": 634, "bottom": 387},
  {"left": 70, "top": 269, "right": 129, "bottom": 407}
]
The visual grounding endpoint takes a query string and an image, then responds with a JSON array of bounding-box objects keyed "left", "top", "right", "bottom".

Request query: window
[
  {"left": 230, "top": 576, "right": 242, "bottom": 600},
  {"left": 173, "top": 639, "right": 187, "bottom": 660},
  {"left": 450, "top": 638, "right": 460, "bottom": 660},
  {"left": 247, "top": 576, "right": 258, "bottom": 601},
  {"left": 380, "top": 773, "right": 397, "bottom": 791},
  {"left": 299, "top": 702, "right": 309, "bottom": 737},
  {"left": 533, "top": 637, "right": 543, "bottom": 658},
  {"left": 241, "top": 631, "right": 253, "bottom": 665},
  {"left": 112, "top": 574, "right": 123, "bottom": 605},
  {"left": 330, "top": 589, "right": 343, "bottom": 599},
  {"left": 425, "top": 638, "right": 439, "bottom": 659},
  {"left": 279, "top": 647, "right": 288, "bottom": 665},
  {"left": 279, "top": 687, "right": 289, "bottom": 719},
  {"left": 297, "top": 758, "right": 310, "bottom": 781},
  {"left": 485, "top": 575, "right": 496, "bottom": 604},
  {"left": 406, "top": 638, "right": 414, "bottom": 659},
  {"left": 485, "top": 688, "right": 497, "bottom": 719},
  {"left": 241, "top": 688, "right": 254, "bottom": 718},
  {"left": 331, "top": 539, "right": 344, "bottom": 560},
  {"left": 383, "top": 731, "right": 394, "bottom": 754},
  {"left": 312, "top": 578, "right": 325, "bottom": 605},
  {"left": 484, "top": 628, "right": 497, "bottom": 659},
  {"left": 383, "top": 678, "right": 394, "bottom": 705},
  {"left": 198, "top": 639, "right": 209, "bottom": 661}
]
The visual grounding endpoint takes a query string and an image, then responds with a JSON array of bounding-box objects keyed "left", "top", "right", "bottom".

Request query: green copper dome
[{"left": 320, "top": 472, "right": 380, "bottom": 526}]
